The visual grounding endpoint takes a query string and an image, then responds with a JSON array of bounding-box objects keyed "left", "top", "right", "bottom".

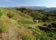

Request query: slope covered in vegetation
[
  {"left": 0, "top": 8, "right": 56, "bottom": 40},
  {"left": 15, "top": 8, "right": 56, "bottom": 40}
]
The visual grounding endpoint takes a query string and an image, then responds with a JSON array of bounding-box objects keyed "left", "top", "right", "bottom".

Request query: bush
[
  {"left": 51, "top": 23, "right": 56, "bottom": 28},
  {"left": 40, "top": 37, "right": 45, "bottom": 40},
  {"left": 49, "top": 33, "right": 53, "bottom": 37},
  {"left": 0, "top": 28, "right": 2, "bottom": 33},
  {"left": 48, "top": 24, "right": 52, "bottom": 28},
  {"left": 19, "top": 34, "right": 35, "bottom": 40},
  {"left": 0, "top": 9, "right": 3, "bottom": 18},
  {"left": 43, "top": 24, "right": 47, "bottom": 26},
  {"left": 7, "top": 12, "right": 14, "bottom": 18},
  {"left": 1, "top": 26, "right": 8, "bottom": 32}
]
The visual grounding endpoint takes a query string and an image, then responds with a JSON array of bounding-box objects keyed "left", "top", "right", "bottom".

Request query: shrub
[
  {"left": 48, "top": 24, "right": 52, "bottom": 28},
  {"left": 7, "top": 12, "right": 14, "bottom": 18},
  {"left": 0, "top": 28, "right": 2, "bottom": 33},
  {"left": 51, "top": 23, "right": 56, "bottom": 28},
  {"left": 40, "top": 37, "right": 45, "bottom": 40},
  {"left": 1, "top": 26, "right": 8, "bottom": 32},
  {"left": 19, "top": 34, "right": 35, "bottom": 40},
  {"left": 0, "top": 9, "right": 3, "bottom": 18},
  {"left": 43, "top": 24, "right": 47, "bottom": 26},
  {"left": 48, "top": 32, "right": 53, "bottom": 37}
]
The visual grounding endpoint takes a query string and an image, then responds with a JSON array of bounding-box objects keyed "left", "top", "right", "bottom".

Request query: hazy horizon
[{"left": 0, "top": 0, "right": 56, "bottom": 7}]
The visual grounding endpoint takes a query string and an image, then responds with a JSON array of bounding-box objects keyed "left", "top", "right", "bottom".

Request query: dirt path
[
  {"left": 8, "top": 26, "right": 18, "bottom": 40},
  {"left": 0, "top": 33, "right": 2, "bottom": 40}
]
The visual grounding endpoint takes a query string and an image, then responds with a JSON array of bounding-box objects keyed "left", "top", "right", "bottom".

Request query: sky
[{"left": 0, "top": 0, "right": 56, "bottom": 7}]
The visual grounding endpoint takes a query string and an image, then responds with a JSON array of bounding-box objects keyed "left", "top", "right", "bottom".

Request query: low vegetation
[
  {"left": 0, "top": 8, "right": 56, "bottom": 40},
  {"left": 7, "top": 12, "right": 14, "bottom": 18}
]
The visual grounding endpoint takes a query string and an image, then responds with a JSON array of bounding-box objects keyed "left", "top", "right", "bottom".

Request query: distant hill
[
  {"left": 44, "top": 8, "right": 56, "bottom": 11},
  {"left": 28, "top": 7, "right": 56, "bottom": 11},
  {"left": 26, "top": 6, "right": 47, "bottom": 10},
  {"left": 18, "top": 6, "right": 56, "bottom": 11}
]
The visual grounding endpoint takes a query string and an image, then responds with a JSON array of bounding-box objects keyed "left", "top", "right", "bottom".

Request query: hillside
[
  {"left": 0, "top": 8, "right": 56, "bottom": 40},
  {"left": 0, "top": 8, "right": 36, "bottom": 40}
]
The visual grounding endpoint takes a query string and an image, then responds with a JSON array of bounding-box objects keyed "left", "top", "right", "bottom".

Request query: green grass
[
  {"left": 1, "top": 26, "right": 8, "bottom": 32},
  {"left": 18, "top": 20, "right": 34, "bottom": 24},
  {"left": 19, "top": 33, "right": 36, "bottom": 40}
]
